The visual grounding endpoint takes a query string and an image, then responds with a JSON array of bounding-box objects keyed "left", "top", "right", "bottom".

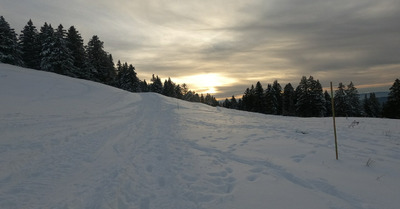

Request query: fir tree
[
  {"left": 265, "top": 84, "right": 278, "bottom": 114},
  {"left": 222, "top": 98, "right": 231, "bottom": 108},
  {"left": 334, "top": 82, "right": 348, "bottom": 117},
  {"left": 150, "top": 74, "right": 163, "bottom": 93},
  {"left": 282, "top": 83, "right": 296, "bottom": 116},
  {"left": 66, "top": 26, "right": 89, "bottom": 78},
  {"left": 230, "top": 95, "right": 238, "bottom": 109},
  {"left": 175, "top": 84, "right": 183, "bottom": 99},
  {"left": 39, "top": 23, "right": 56, "bottom": 72},
  {"left": 20, "top": 19, "right": 41, "bottom": 69},
  {"left": 383, "top": 78, "right": 400, "bottom": 118},
  {"left": 324, "top": 91, "right": 332, "bottom": 117},
  {"left": 116, "top": 62, "right": 139, "bottom": 92},
  {"left": 310, "top": 79, "right": 326, "bottom": 117},
  {"left": 242, "top": 85, "right": 256, "bottom": 112},
  {"left": 0, "top": 16, "right": 23, "bottom": 65},
  {"left": 369, "top": 93, "right": 381, "bottom": 117},
  {"left": 52, "top": 24, "right": 76, "bottom": 75},
  {"left": 345, "top": 82, "right": 361, "bottom": 116},
  {"left": 163, "top": 78, "right": 176, "bottom": 97},
  {"left": 272, "top": 80, "right": 283, "bottom": 115},
  {"left": 254, "top": 81, "right": 265, "bottom": 113},
  {"left": 140, "top": 80, "right": 150, "bottom": 92},
  {"left": 295, "top": 76, "right": 311, "bottom": 117},
  {"left": 86, "top": 35, "right": 115, "bottom": 84},
  {"left": 363, "top": 93, "right": 381, "bottom": 117},
  {"left": 295, "top": 76, "right": 325, "bottom": 117}
]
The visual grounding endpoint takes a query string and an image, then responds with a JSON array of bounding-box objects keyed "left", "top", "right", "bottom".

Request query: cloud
[{"left": 1, "top": 0, "right": 399, "bottom": 97}]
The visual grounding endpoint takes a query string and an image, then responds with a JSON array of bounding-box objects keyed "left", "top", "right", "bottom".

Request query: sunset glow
[{"left": 175, "top": 73, "right": 237, "bottom": 94}]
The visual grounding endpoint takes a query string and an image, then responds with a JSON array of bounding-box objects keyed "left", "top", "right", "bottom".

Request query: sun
[{"left": 176, "top": 73, "right": 236, "bottom": 94}]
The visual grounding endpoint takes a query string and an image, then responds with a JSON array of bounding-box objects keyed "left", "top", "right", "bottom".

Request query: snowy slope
[{"left": 1, "top": 63, "right": 399, "bottom": 209}]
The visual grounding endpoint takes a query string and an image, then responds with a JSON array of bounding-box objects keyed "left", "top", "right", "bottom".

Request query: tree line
[
  {"left": 1, "top": 16, "right": 399, "bottom": 118},
  {"left": 222, "top": 76, "right": 400, "bottom": 119},
  {"left": 0, "top": 16, "right": 219, "bottom": 106}
]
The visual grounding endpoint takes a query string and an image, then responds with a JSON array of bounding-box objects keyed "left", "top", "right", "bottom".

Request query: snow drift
[{"left": 1, "top": 63, "right": 399, "bottom": 209}]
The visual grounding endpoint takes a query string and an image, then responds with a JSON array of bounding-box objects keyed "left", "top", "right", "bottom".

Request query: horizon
[{"left": 1, "top": 0, "right": 399, "bottom": 98}]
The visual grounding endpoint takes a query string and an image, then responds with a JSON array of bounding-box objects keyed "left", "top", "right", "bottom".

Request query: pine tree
[
  {"left": 175, "top": 84, "right": 183, "bottom": 99},
  {"left": 150, "top": 74, "right": 163, "bottom": 93},
  {"left": 324, "top": 91, "right": 332, "bottom": 117},
  {"left": 363, "top": 93, "right": 381, "bottom": 117},
  {"left": 140, "top": 80, "right": 150, "bottom": 92},
  {"left": 116, "top": 62, "right": 140, "bottom": 92},
  {"left": 230, "top": 95, "right": 238, "bottom": 109},
  {"left": 66, "top": 26, "right": 90, "bottom": 78},
  {"left": 0, "top": 16, "right": 23, "bottom": 65},
  {"left": 254, "top": 81, "right": 265, "bottom": 113},
  {"left": 346, "top": 82, "right": 361, "bottom": 116},
  {"left": 383, "top": 78, "right": 400, "bottom": 118},
  {"left": 242, "top": 85, "right": 256, "bottom": 112},
  {"left": 282, "top": 83, "right": 296, "bottom": 116},
  {"left": 163, "top": 78, "right": 176, "bottom": 97},
  {"left": 310, "top": 79, "right": 326, "bottom": 117},
  {"left": 272, "top": 80, "right": 283, "bottom": 115},
  {"left": 39, "top": 23, "right": 56, "bottom": 72},
  {"left": 20, "top": 19, "right": 41, "bottom": 69},
  {"left": 52, "top": 24, "right": 76, "bottom": 75},
  {"left": 86, "top": 35, "right": 115, "bottom": 84},
  {"left": 363, "top": 94, "right": 371, "bottom": 117},
  {"left": 222, "top": 98, "right": 231, "bottom": 108},
  {"left": 334, "top": 82, "right": 348, "bottom": 117},
  {"left": 295, "top": 76, "right": 311, "bottom": 117},
  {"left": 265, "top": 84, "right": 277, "bottom": 114},
  {"left": 295, "top": 76, "right": 325, "bottom": 117}
]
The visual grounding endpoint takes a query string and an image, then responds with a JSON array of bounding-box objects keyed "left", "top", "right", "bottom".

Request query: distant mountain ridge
[{"left": 360, "top": 91, "right": 389, "bottom": 104}]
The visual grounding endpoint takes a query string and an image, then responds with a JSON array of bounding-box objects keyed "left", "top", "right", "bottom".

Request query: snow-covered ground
[{"left": 1, "top": 63, "right": 399, "bottom": 209}]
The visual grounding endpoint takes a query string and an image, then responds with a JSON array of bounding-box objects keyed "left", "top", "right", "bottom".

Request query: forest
[{"left": 1, "top": 16, "right": 399, "bottom": 119}]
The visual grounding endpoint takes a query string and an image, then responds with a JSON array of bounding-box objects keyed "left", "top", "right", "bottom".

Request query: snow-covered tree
[
  {"left": 0, "top": 16, "right": 23, "bottom": 65},
  {"left": 163, "top": 78, "right": 176, "bottom": 97},
  {"left": 86, "top": 35, "right": 115, "bottom": 84},
  {"left": 39, "top": 23, "right": 56, "bottom": 72},
  {"left": 20, "top": 19, "right": 41, "bottom": 69},
  {"left": 333, "top": 82, "right": 361, "bottom": 117},
  {"left": 150, "top": 74, "right": 163, "bottom": 94},
  {"left": 116, "top": 61, "right": 140, "bottom": 92},
  {"left": 53, "top": 24, "right": 76, "bottom": 75},
  {"left": 140, "top": 80, "right": 150, "bottom": 92},
  {"left": 66, "top": 26, "right": 91, "bottom": 78},
  {"left": 40, "top": 24, "right": 76, "bottom": 75}
]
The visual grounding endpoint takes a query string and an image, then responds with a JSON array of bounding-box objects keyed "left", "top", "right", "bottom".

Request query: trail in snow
[{"left": 1, "top": 64, "right": 400, "bottom": 209}]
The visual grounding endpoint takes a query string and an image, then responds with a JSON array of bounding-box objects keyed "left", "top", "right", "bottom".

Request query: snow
[{"left": 1, "top": 63, "right": 400, "bottom": 209}]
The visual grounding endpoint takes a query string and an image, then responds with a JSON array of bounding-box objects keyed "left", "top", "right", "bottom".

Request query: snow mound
[{"left": 1, "top": 63, "right": 400, "bottom": 209}]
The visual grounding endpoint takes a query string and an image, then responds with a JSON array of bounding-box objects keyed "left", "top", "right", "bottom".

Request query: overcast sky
[{"left": 1, "top": 0, "right": 399, "bottom": 98}]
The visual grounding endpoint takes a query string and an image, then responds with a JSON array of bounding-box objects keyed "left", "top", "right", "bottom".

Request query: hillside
[{"left": 1, "top": 63, "right": 400, "bottom": 209}]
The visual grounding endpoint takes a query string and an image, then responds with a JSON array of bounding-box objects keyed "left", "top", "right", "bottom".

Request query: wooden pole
[{"left": 331, "top": 82, "right": 338, "bottom": 160}]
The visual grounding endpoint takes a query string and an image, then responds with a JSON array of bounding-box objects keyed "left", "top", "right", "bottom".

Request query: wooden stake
[{"left": 331, "top": 82, "right": 338, "bottom": 160}]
